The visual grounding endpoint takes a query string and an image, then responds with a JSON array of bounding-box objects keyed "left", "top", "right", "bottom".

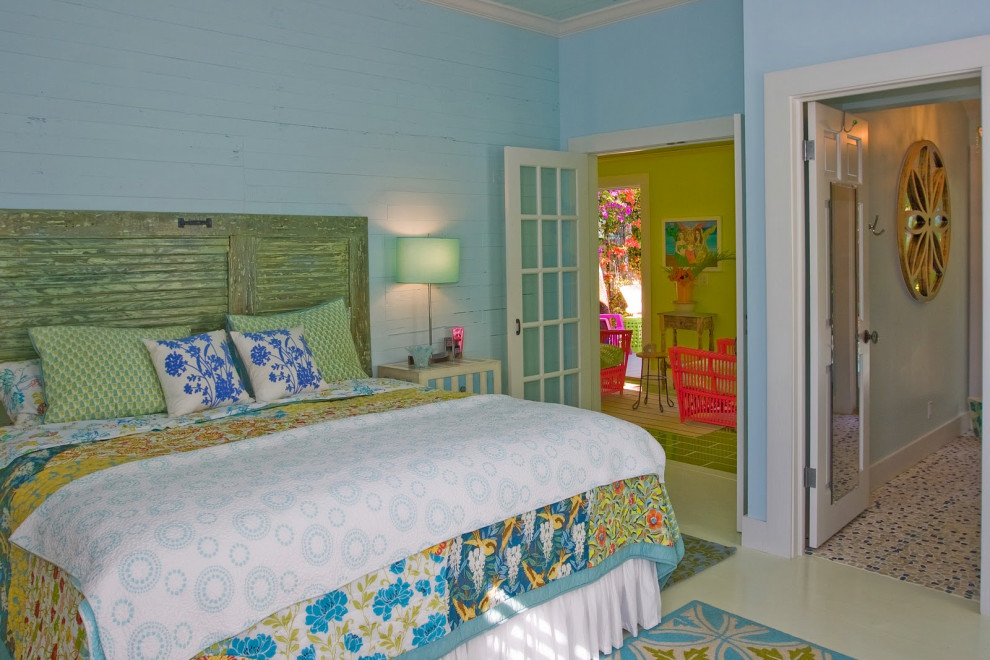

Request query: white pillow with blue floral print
[
  {"left": 229, "top": 326, "right": 329, "bottom": 403},
  {"left": 143, "top": 330, "right": 253, "bottom": 417},
  {"left": 0, "top": 359, "right": 46, "bottom": 426}
]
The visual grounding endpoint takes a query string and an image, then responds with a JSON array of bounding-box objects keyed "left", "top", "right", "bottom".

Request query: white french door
[
  {"left": 807, "top": 102, "right": 872, "bottom": 547},
  {"left": 504, "top": 147, "right": 596, "bottom": 407}
]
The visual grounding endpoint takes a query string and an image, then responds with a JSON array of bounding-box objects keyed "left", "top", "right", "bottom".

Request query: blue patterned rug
[
  {"left": 606, "top": 600, "right": 856, "bottom": 659},
  {"left": 663, "top": 534, "right": 736, "bottom": 589}
]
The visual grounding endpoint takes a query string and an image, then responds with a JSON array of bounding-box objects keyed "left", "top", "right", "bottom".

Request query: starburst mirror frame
[{"left": 896, "top": 140, "right": 951, "bottom": 301}]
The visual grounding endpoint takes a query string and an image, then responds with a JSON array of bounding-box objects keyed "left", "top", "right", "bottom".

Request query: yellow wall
[{"left": 598, "top": 141, "right": 737, "bottom": 349}]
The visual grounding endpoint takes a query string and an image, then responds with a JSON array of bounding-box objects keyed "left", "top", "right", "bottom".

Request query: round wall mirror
[{"left": 896, "top": 140, "right": 950, "bottom": 302}]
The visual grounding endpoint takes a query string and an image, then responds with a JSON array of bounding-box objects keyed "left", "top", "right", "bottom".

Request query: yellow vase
[{"left": 675, "top": 280, "right": 694, "bottom": 304}]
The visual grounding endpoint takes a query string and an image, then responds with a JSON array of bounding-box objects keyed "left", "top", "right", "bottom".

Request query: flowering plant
[
  {"left": 664, "top": 249, "right": 735, "bottom": 282},
  {"left": 598, "top": 188, "right": 642, "bottom": 312},
  {"left": 667, "top": 266, "right": 695, "bottom": 283}
]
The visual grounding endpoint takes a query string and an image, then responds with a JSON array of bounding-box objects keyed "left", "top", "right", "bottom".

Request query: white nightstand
[{"left": 377, "top": 357, "right": 502, "bottom": 394}]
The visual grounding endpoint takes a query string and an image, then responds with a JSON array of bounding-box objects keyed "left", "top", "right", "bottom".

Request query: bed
[{"left": 0, "top": 210, "right": 683, "bottom": 660}]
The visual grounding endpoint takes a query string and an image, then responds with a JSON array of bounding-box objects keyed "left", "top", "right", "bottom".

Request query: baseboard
[
  {"left": 870, "top": 413, "right": 966, "bottom": 489},
  {"left": 666, "top": 459, "right": 736, "bottom": 482},
  {"left": 740, "top": 515, "right": 797, "bottom": 557}
]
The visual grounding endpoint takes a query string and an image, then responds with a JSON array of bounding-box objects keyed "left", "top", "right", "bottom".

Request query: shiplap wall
[{"left": 0, "top": 0, "right": 560, "bottom": 369}]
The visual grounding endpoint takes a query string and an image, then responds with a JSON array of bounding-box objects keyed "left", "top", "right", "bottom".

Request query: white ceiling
[{"left": 421, "top": 0, "right": 696, "bottom": 35}]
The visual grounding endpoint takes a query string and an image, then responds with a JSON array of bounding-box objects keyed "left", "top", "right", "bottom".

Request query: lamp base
[{"left": 407, "top": 351, "right": 454, "bottom": 366}]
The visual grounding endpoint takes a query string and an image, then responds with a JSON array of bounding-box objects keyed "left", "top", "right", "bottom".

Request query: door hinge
[
  {"left": 804, "top": 466, "right": 817, "bottom": 488},
  {"left": 802, "top": 140, "right": 815, "bottom": 161}
]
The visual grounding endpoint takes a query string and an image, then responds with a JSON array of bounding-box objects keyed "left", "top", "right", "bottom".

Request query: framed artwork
[{"left": 662, "top": 217, "right": 722, "bottom": 270}]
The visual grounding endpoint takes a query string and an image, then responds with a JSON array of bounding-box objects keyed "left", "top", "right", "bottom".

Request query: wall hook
[
  {"left": 840, "top": 112, "right": 858, "bottom": 133},
  {"left": 868, "top": 214, "right": 885, "bottom": 236}
]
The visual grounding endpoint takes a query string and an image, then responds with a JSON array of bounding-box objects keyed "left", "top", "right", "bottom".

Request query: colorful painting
[{"left": 663, "top": 217, "right": 722, "bottom": 271}]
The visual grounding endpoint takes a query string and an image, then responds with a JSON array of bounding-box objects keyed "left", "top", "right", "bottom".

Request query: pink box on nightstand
[{"left": 445, "top": 327, "right": 464, "bottom": 359}]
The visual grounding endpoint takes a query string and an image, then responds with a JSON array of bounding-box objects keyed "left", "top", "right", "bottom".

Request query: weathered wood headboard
[{"left": 0, "top": 209, "right": 370, "bottom": 425}]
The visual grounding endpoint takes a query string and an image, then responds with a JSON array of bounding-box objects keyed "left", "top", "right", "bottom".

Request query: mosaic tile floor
[{"left": 808, "top": 434, "right": 981, "bottom": 600}]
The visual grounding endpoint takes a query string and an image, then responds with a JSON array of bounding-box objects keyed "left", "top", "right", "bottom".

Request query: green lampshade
[{"left": 396, "top": 237, "right": 460, "bottom": 284}]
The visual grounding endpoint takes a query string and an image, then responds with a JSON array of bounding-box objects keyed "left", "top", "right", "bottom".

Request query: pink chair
[
  {"left": 716, "top": 338, "right": 736, "bottom": 355},
  {"left": 600, "top": 329, "right": 632, "bottom": 396},
  {"left": 600, "top": 315, "right": 629, "bottom": 357},
  {"left": 668, "top": 346, "right": 737, "bottom": 428},
  {"left": 600, "top": 314, "right": 625, "bottom": 330}
]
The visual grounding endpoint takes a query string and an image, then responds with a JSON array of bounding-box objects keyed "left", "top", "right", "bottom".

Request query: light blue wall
[
  {"left": 558, "top": 0, "right": 743, "bottom": 143},
  {"left": 0, "top": 0, "right": 560, "bottom": 369},
  {"left": 742, "top": 0, "right": 990, "bottom": 519}
]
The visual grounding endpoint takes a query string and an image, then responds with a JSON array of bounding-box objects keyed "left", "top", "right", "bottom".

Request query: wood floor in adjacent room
[{"left": 603, "top": 381, "right": 737, "bottom": 473}]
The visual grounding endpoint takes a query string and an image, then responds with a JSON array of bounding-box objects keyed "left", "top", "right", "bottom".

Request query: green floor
[{"left": 647, "top": 426, "right": 737, "bottom": 473}]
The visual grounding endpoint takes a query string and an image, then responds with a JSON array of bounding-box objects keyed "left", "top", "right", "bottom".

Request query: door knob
[{"left": 862, "top": 330, "right": 879, "bottom": 344}]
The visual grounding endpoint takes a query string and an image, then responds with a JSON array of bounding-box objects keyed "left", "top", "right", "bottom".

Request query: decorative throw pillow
[
  {"left": 0, "top": 359, "right": 46, "bottom": 426},
  {"left": 226, "top": 298, "right": 367, "bottom": 382},
  {"left": 600, "top": 343, "right": 624, "bottom": 370},
  {"left": 28, "top": 324, "right": 192, "bottom": 424},
  {"left": 143, "top": 330, "right": 253, "bottom": 417},
  {"left": 229, "top": 327, "right": 329, "bottom": 402}
]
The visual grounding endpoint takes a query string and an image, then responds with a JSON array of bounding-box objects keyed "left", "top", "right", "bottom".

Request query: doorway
[
  {"left": 570, "top": 114, "right": 747, "bottom": 532},
  {"left": 804, "top": 95, "right": 980, "bottom": 599},
  {"left": 595, "top": 142, "right": 741, "bottom": 540},
  {"left": 762, "top": 35, "right": 989, "bottom": 613}
]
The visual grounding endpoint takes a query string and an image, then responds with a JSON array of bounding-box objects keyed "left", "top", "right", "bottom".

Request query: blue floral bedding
[{"left": 1, "top": 386, "right": 681, "bottom": 660}]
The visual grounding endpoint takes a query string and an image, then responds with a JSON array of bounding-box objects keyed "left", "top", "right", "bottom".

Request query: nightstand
[{"left": 377, "top": 357, "right": 502, "bottom": 394}]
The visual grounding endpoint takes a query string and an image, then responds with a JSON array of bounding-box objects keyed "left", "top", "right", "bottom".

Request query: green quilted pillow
[
  {"left": 29, "top": 324, "right": 192, "bottom": 424},
  {"left": 226, "top": 298, "right": 367, "bottom": 382},
  {"left": 600, "top": 342, "right": 624, "bottom": 370}
]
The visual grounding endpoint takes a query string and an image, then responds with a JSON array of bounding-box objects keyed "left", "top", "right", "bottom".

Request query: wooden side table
[
  {"left": 658, "top": 311, "right": 715, "bottom": 354},
  {"left": 377, "top": 357, "right": 502, "bottom": 394}
]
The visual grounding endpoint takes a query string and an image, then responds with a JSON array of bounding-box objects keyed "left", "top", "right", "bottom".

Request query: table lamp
[{"left": 397, "top": 237, "right": 460, "bottom": 362}]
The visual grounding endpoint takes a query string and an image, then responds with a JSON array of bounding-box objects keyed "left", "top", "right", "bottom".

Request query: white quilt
[{"left": 11, "top": 394, "right": 666, "bottom": 660}]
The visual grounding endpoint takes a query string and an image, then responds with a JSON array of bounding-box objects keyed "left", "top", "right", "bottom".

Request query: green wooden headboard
[{"left": 0, "top": 209, "right": 370, "bottom": 426}]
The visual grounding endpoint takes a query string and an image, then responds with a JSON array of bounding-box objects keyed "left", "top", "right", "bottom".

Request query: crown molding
[
  {"left": 558, "top": 0, "right": 697, "bottom": 35},
  {"left": 421, "top": 0, "right": 560, "bottom": 35},
  {"left": 420, "top": 0, "right": 694, "bottom": 36}
]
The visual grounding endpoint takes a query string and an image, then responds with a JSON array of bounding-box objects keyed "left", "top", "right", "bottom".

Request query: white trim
[
  {"left": 420, "top": 0, "right": 558, "bottom": 35},
  {"left": 419, "top": 0, "right": 693, "bottom": 36},
  {"left": 869, "top": 414, "right": 966, "bottom": 489},
  {"left": 557, "top": 0, "right": 696, "bottom": 36},
  {"left": 568, "top": 117, "right": 735, "bottom": 155},
  {"left": 740, "top": 515, "right": 771, "bottom": 553},
  {"left": 733, "top": 113, "right": 746, "bottom": 532},
  {"left": 970, "top": 132, "right": 984, "bottom": 398},
  {"left": 587, "top": 156, "right": 602, "bottom": 410},
  {"left": 762, "top": 35, "right": 990, "bottom": 616}
]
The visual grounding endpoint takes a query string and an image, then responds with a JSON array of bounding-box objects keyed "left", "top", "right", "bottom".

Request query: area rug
[
  {"left": 605, "top": 600, "right": 856, "bottom": 659},
  {"left": 807, "top": 434, "right": 980, "bottom": 600},
  {"left": 663, "top": 534, "right": 736, "bottom": 589}
]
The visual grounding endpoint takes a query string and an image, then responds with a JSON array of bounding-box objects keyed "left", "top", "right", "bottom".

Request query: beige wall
[{"left": 861, "top": 101, "right": 973, "bottom": 464}]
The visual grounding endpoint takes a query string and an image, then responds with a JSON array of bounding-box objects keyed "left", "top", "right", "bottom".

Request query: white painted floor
[{"left": 661, "top": 460, "right": 990, "bottom": 659}]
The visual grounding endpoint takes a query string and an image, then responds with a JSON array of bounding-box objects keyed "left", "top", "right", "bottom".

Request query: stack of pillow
[{"left": 0, "top": 299, "right": 367, "bottom": 427}]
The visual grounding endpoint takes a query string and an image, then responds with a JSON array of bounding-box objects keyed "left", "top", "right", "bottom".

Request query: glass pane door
[{"left": 505, "top": 148, "right": 590, "bottom": 407}]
